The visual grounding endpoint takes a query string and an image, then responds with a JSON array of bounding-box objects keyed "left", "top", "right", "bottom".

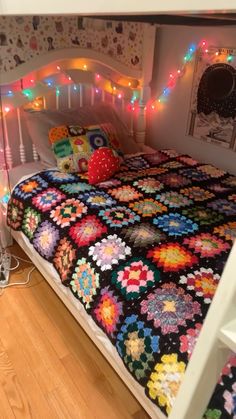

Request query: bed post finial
[{"left": 135, "top": 103, "right": 146, "bottom": 145}]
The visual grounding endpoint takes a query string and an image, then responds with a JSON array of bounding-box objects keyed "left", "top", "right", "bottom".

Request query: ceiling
[{"left": 96, "top": 14, "right": 236, "bottom": 26}]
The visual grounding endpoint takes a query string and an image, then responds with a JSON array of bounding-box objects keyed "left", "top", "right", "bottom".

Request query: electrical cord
[
  {"left": 0, "top": 252, "right": 36, "bottom": 294},
  {"left": 0, "top": 266, "right": 35, "bottom": 288}
]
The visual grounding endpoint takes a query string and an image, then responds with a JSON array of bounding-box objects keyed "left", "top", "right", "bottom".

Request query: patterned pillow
[
  {"left": 88, "top": 147, "right": 120, "bottom": 185},
  {"left": 49, "top": 124, "right": 113, "bottom": 173}
]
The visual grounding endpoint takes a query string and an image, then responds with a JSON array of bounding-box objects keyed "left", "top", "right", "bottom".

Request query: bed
[
  {"left": 5, "top": 147, "right": 236, "bottom": 419},
  {"left": 1, "top": 18, "right": 236, "bottom": 419}
]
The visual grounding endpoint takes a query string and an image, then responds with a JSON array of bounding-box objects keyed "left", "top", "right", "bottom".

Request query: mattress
[
  {"left": 8, "top": 161, "right": 51, "bottom": 189},
  {"left": 7, "top": 149, "right": 236, "bottom": 418}
]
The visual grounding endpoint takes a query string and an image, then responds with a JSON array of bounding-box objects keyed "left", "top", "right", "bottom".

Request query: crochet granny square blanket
[{"left": 7, "top": 149, "right": 236, "bottom": 418}]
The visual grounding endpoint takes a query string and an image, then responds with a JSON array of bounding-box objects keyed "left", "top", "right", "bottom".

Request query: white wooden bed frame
[{"left": 1, "top": 19, "right": 236, "bottom": 419}]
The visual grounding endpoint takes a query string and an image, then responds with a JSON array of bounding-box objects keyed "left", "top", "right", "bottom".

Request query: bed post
[
  {"left": 135, "top": 24, "right": 156, "bottom": 145},
  {"left": 2, "top": 113, "right": 13, "bottom": 169}
]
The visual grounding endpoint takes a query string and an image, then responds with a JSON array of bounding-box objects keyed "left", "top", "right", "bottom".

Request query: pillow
[
  {"left": 24, "top": 104, "right": 142, "bottom": 167},
  {"left": 50, "top": 122, "right": 123, "bottom": 155},
  {"left": 88, "top": 147, "right": 120, "bottom": 185},
  {"left": 24, "top": 109, "right": 87, "bottom": 167},
  {"left": 49, "top": 124, "right": 112, "bottom": 173}
]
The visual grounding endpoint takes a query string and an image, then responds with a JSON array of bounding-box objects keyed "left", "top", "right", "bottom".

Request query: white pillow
[{"left": 24, "top": 104, "right": 141, "bottom": 166}]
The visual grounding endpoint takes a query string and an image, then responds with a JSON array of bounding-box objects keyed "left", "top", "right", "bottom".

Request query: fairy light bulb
[
  {"left": 128, "top": 82, "right": 131, "bottom": 87},
  {"left": 118, "top": 93, "right": 122, "bottom": 99},
  {"left": 202, "top": 40, "right": 206, "bottom": 47},
  {"left": 215, "top": 51, "right": 219, "bottom": 56},
  {"left": 95, "top": 88, "right": 99, "bottom": 94},
  {"left": 96, "top": 74, "right": 100, "bottom": 80},
  {"left": 68, "top": 76, "right": 72, "bottom": 81},
  {"left": 73, "top": 85, "right": 77, "bottom": 91},
  {"left": 4, "top": 106, "right": 10, "bottom": 113},
  {"left": 169, "top": 73, "right": 174, "bottom": 78},
  {"left": 151, "top": 104, "right": 155, "bottom": 110},
  {"left": 113, "top": 86, "right": 116, "bottom": 91},
  {"left": 57, "top": 65, "right": 61, "bottom": 70},
  {"left": 227, "top": 55, "right": 233, "bottom": 62},
  {"left": 205, "top": 49, "right": 209, "bottom": 53},
  {"left": 83, "top": 64, "right": 87, "bottom": 70}
]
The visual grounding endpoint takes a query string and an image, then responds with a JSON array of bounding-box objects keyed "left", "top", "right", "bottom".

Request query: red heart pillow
[{"left": 88, "top": 147, "right": 120, "bottom": 185}]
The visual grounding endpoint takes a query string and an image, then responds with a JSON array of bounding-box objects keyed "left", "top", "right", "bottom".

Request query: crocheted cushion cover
[
  {"left": 88, "top": 147, "right": 120, "bottom": 185},
  {"left": 49, "top": 123, "right": 122, "bottom": 173}
]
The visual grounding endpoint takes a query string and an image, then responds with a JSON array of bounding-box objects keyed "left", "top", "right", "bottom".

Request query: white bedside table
[{"left": 0, "top": 201, "right": 12, "bottom": 248}]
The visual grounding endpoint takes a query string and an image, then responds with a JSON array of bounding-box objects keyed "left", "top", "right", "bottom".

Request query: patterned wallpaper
[{"left": 0, "top": 16, "right": 144, "bottom": 74}]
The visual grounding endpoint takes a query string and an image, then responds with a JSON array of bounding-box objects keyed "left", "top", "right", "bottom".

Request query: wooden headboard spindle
[
  {"left": 17, "top": 108, "right": 26, "bottom": 164},
  {"left": 67, "top": 85, "right": 71, "bottom": 109},
  {"left": 91, "top": 86, "right": 95, "bottom": 106},
  {"left": 32, "top": 144, "right": 39, "bottom": 161},
  {"left": 2, "top": 113, "right": 12, "bottom": 169},
  {"left": 79, "top": 84, "right": 83, "bottom": 107}
]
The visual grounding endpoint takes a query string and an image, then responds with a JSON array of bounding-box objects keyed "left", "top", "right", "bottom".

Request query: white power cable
[
  {"left": 0, "top": 252, "right": 36, "bottom": 294},
  {"left": 0, "top": 266, "right": 35, "bottom": 289}
]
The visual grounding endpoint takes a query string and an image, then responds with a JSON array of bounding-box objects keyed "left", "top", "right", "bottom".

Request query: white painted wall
[{"left": 149, "top": 25, "right": 236, "bottom": 174}]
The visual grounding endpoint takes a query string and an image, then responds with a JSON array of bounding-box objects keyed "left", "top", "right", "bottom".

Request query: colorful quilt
[{"left": 7, "top": 149, "right": 236, "bottom": 417}]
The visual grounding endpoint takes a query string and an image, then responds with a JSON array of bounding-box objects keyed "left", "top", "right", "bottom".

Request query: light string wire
[{"left": 1, "top": 41, "right": 235, "bottom": 114}]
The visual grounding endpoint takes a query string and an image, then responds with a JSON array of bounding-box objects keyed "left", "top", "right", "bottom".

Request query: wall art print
[
  {"left": 0, "top": 16, "right": 144, "bottom": 74},
  {"left": 188, "top": 46, "right": 236, "bottom": 150}
]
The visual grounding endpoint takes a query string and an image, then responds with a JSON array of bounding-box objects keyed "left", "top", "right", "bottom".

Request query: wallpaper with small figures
[
  {"left": 0, "top": 16, "right": 143, "bottom": 73},
  {"left": 7, "top": 148, "right": 236, "bottom": 418}
]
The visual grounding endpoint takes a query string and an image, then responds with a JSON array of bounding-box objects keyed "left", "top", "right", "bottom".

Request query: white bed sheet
[{"left": 8, "top": 161, "right": 50, "bottom": 189}]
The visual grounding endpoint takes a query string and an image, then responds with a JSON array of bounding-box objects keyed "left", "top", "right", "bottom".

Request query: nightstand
[{"left": 0, "top": 201, "right": 12, "bottom": 248}]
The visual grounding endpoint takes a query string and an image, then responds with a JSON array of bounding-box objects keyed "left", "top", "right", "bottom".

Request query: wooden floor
[{"left": 0, "top": 242, "right": 150, "bottom": 419}]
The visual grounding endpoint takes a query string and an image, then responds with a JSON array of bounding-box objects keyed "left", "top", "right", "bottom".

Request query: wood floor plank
[
  {"left": 27, "top": 275, "right": 141, "bottom": 417},
  {"left": 4, "top": 289, "right": 93, "bottom": 417},
  {"left": 61, "top": 352, "right": 131, "bottom": 419},
  {"left": 0, "top": 338, "right": 31, "bottom": 418},
  {"left": 0, "top": 381, "right": 16, "bottom": 419},
  {"left": 0, "top": 242, "right": 149, "bottom": 418},
  {"left": 0, "top": 315, "right": 56, "bottom": 419}
]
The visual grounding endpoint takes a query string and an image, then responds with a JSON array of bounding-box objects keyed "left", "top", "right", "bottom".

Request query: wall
[
  {"left": 0, "top": 16, "right": 144, "bottom": 75},
  {"left": 150, "top": 25, "right": 236, "bottom": 175}
]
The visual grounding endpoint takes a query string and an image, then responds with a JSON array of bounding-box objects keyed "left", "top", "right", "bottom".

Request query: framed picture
[{"left": 188, "top": 46, "right": 236, "bottom": 149}]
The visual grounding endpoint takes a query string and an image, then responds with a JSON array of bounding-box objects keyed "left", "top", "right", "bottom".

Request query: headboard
[{"left": 0, "top": 17, "right": 156, "bottom": 169}]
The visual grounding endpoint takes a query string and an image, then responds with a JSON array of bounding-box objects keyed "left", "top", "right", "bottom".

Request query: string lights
[
  {"left": 148, "top": 40, "right": 235, "bottom": 111},
  {"left": 1, "top": 42, "right": 235, "bottom": 116}
]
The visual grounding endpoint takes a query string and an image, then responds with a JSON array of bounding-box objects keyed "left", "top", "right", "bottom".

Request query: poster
[{"left": 188, "top": 46, "right": 236, "bottom": 149}]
